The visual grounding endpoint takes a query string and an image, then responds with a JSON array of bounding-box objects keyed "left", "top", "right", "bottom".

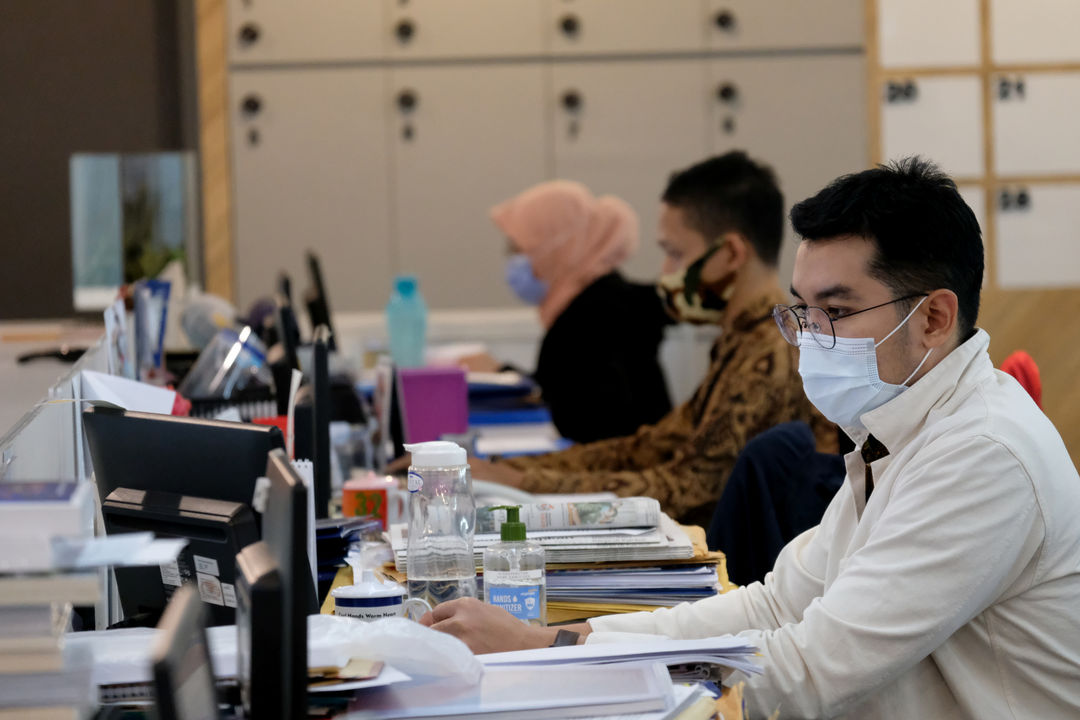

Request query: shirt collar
[
  {"left": 729, "top": 288, "right": 788, "bottom": 334},
  {"left": 854, "top": 329, "right": 994, "bottom": 452}
]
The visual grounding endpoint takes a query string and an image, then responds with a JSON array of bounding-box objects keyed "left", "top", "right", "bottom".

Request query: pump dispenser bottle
[{"left": 482, "top": 505, "right": 546, "bottom": 626}]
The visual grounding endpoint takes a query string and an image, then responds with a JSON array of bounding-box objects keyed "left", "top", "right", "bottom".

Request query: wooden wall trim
[{"left": 194, "top": 0, "right": 234, "bottom": 302}]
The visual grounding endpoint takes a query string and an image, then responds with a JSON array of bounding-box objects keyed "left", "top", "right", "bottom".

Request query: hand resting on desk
[{"left": 419, "top": 597, "right": 591, "bottom": 654}]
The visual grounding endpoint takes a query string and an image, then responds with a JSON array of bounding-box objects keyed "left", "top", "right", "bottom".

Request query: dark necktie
[{"left": 860, "top": 434, "right": 890, "bottom": 504}]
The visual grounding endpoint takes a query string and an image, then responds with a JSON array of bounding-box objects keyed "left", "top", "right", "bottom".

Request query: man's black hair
[
  {"left": 662, "top": 151, "right": 784, "bottom": 267},
  {"left": 790, "top": 156, "right": 983, "bottom": 340}
]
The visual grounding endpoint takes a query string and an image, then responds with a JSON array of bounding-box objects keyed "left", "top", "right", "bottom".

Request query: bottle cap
[
  {"left": 404, "top": 440, "right": 467, "bottom": 468},
  {"left": 491, "top": 505, "right": 526, "bottom": 542},
  {"left": 394, "top": 275, "right": 418, "bottom": 296}
]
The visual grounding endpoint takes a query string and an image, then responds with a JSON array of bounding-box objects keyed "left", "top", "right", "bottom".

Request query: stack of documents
[
  {"left": 389, "top": 514, "right": 695, "bottom": 572},
  {"left": 546, "top": 564, "right": 720, "bottom": 607}
]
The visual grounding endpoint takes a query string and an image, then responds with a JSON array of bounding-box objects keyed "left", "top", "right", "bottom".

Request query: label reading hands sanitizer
[{"left": 485, "top": 569, "right": 544, "bottom": 622}]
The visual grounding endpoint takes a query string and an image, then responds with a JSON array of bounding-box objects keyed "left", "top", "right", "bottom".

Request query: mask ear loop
[{"left": 873, "top": 295, "right": 933, "bottom": 387}]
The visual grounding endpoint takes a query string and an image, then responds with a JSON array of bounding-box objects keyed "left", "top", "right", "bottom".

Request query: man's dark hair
[
  {"left": 662, "top": 151, "right": 784, "bottom": 267},
  {"left": 790, "top": 156, "right": 984, "bottom": 340}
]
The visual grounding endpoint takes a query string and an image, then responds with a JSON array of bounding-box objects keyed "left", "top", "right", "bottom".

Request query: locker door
[
  {"left": 877, "top": 0, "right": 980, "bottom": 68},
  {"left": 995, "top": 184, "right": 1080, "bottom": 289},
  {"left": 705, "top": 0, "right": 863, "bottom": 51},
  {"left": 229, "top": 69, "right": 394, "bottom": 312},
  {"left": 551, "top": 60, "right": 710, "bottom": 282},
  {"left": 880, "top": 75, "right": 984, "bottom": 179},
  {"left": 991, "top": 0, "right": 1080, "bottom": 65},
  {"left": 708, "top": 55, "right": 868, "bottom": 282},
  {"left": 227, "top": 0, "right": 384, "bottom": 65},
  {"left": 387, "top": 0, "right": 545, "bottom": 59},
  {"left": 547, "top": 0, "right": 705, "bottom": 55},
  {"left": 390, "top": 65, "right": 548, "bottom": 309},
  {"left": 994, "top": 72, "right": 1080, "bottom": 177}
]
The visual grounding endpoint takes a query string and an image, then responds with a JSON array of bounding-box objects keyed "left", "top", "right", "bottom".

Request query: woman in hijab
[{"left": 490, "top": 181, "right": 672, "bottom": 444}]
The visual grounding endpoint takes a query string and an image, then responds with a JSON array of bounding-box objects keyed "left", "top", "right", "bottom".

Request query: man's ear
[
  {"left": 922, "top": 289, "right": 959, "bottom": 350},
  {"left": 713, "top": 232, "right": 750, "bottom": 272}
]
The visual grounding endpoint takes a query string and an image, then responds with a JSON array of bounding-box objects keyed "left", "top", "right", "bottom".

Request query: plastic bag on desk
[{"left": 308, "top": 614, "right": 482, "bottom": 685}]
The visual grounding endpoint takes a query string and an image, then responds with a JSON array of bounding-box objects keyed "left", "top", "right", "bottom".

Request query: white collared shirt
[{"left": 589, "top": 330, "right": 1080, "bottom": 719}]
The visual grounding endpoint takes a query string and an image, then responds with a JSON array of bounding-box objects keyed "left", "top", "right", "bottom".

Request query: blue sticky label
[{"left": 488, "top": 585, "right": 542, "bottom": 621}]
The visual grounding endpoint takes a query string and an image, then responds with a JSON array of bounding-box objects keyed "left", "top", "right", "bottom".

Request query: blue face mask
[{"left": 505, "top": 254, "right": 548, "bottom": 305}]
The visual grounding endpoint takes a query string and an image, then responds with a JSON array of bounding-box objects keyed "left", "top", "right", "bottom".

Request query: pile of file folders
[{"left": 545, "top": 563, "right": 719, "bottom": 607}]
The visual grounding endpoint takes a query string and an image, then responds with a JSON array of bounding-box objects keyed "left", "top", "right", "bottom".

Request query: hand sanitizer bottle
[{"left": 482, "top": 505, "right": 546, "bottom": 626}]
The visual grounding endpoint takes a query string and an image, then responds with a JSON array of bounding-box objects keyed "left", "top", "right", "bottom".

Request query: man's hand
[
  {"left": 468, "top": 456, "right": 525, "bottom": 488},
  {"left": 419, "top": 597, "right": 555, "bottom": 654}
]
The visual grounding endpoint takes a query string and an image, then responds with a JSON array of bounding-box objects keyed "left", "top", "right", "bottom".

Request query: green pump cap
[{"left": 492, "top": 505, "right": 527, "bottom": 541}]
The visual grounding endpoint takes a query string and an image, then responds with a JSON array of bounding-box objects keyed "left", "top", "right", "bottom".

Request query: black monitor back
[
  {"left": 235, "top": 541, "right": 287, "bottom": 720},
  {"left": 83, "top": 406, "right": 284, "bottom": 510},
  {"left": 261, "top": 448, "right": 312, "bottom": 719},
  {"left": 151, "top": 584, "right": 222, "bottom": 720},
  {"left": 103, "top": 487, "right": 258, "bottom": 627},
  {"left": 304, "top": 251, "right": 337, "bottom": 352}
]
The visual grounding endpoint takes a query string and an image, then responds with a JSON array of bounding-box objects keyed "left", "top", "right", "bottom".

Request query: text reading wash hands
[{"left": 424, "top": 158, "right": 1080, "bottom": 720}]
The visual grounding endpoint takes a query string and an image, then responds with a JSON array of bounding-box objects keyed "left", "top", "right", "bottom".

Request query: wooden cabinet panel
[
  {"left": 881, "top": 75, "right": 984, "bottom": 178},
  {"left": 227, "top": 0, "right": 384, "bottom": 65}
]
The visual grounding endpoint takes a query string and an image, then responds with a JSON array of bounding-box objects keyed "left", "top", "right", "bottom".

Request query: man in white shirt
[{"left": 421, "top": 158, "right": 1080, "bottom": 718}]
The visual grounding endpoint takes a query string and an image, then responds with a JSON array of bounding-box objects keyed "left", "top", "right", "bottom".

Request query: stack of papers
[
  {"left": 546, "top": 564, "right": 720, "bottom": 607},
  {"left": 389, "top": 514, "right": 695, "bottom": 573},
  {"left": 480, "top": 636, "right": 761, "bottom": 680}
]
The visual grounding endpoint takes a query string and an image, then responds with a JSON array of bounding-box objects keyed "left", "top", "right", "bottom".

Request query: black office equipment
[
  {"left": 151, "top": 585, "right": 223, "bottom": 720},
  {"left": 278, "top": 271, "right": 293, "bottom": 306},
  {"left": 235, "top": 541, "right": 286, "bottom": 720},
  {"left": 311, "top": 325, "right": 331, "bottom": 520},
  {"left": 103, "top": 488, "right": 258, "bottom": 627},
  {"left": 82, "top": 406, "right": 285, "bottom": 509},
  {"left": 304, "top": 251, "right": 337, "bottom": 352},
  {"left": 275, "top": 295, "right": 302, "bottom": 373}
]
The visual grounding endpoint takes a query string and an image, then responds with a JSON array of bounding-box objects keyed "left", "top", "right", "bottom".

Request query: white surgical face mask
[{"left": 797, "top": 297, "right": 932, "bottom": 430}]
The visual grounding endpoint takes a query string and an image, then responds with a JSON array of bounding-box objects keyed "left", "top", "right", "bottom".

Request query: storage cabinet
[
  {"left": 547, "top": 0, "right": 705, "bottom": 55},
  {"left": 226, "top": 3, "right": 866, "bottom": 310},
  {"left": 389, "top": 65, "right": 548, "bottom": 308},
  {"left": 990, "top": 0, "right": 1080, "bottom": 65},
  {"left": 227, "top": 0, "right": 384, "bottom": 65},
  {"left": 708, "top": 55, "right": 867, "bottom": 277},
  {"left": 877, "top": 0, "right": 980, "bottom": 68},
  {"left": 229, "top": 69, "right": 395, "bottom": 310},
  {"left": 551, "top": 60, "right": 710, "bottom": 280},
  {"left": 880, "top": 75, "right": 984, "bottom": 179},
  {"left": 995, "top": 184, "right": 1080, "bottom": 288},
  {"left": 993, "top": 72, "right": 1080, "bottom": 177},
  {"left": 387, "top": 0, "right": 546, "bottom": 60}
]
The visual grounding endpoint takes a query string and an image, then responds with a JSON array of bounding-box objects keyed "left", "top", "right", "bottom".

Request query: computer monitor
[
  {"left": 151, "top": 584, "right": 222, "bottom": 720},
  {"left": 275, "top": 295, "right": 301, "bottom": 373},
  {"left": 311, "top": 326, "right": 331, "bottom": 520},
  {"left": 103, "top": 488, "right": 258, "bottom": 627},
  {"left": 235, "top": 540, "right": 286, "bottom": 720},
  {"left": 303, "top": 251, "right": 337, "bottom": 352},
  {"left": 83, "top": 406, "right": 285, "bottom": 509},
  {"left": 262, "top": 448, "right": 313, "bottom": 720}
]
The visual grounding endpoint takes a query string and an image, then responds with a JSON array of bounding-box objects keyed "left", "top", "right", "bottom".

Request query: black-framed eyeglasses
[{"left": 772, "top": 293, "right": 928, "bottom": 349}]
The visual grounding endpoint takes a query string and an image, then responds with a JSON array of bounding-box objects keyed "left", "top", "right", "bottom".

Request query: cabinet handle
[
  {"left": 559, "top": 14, "right": 580, "bottom": 38},
  {"left": 714, "top": 10, "right": 736, "bottom": 31},
  {"left": 238, "top": 22, "right": 260, "bottom": 46},
  {"left": 397, "top": 89, "right": 418, "bottom": 112},
  {"left": 716, "top": 83, "right": 739, "bottom": 103},
  {"left": 395, "top": 18, "right": 416, "bottom": 44},
  {"left": 241, "top": 94, "right": 262, "bottom": 116},
  {"left": 561, "top": 90, "right": 583, "bottom": 112}
]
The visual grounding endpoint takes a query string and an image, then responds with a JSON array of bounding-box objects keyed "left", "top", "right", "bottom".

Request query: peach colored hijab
[{"left": 490, "top": 181, "right": 639, "bottom": 328}]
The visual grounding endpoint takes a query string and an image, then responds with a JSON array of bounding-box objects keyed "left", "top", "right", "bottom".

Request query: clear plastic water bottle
[
  {"left": 404, "top": 441, "right": 478, "bottom": 607},
  {"left": 386, "top": 275, "right": 427, "bottom": 368}
]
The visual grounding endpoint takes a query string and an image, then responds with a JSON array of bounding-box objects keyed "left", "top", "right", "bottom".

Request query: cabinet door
[
  {"left": 390, "top": 66, "right": 548, "bottom": 309},
  {"left": 991, "top": 0, "right": 1080, "bottom": 64},
  {"left": 877, "top": 0, "right": 979, "bottom": 68},
  {"left": 708, "top": 56, "right": 867, "bottom": 282},
  {"left": 551, "top": 60, "right": 710, "bottom": 282},
  {"left": 994, "top": 72, "right": 1080, "bottom": 176},
  {"left": 995, "top": 184, "right": 1080, "bottom": 288},
  {"left": 229, "top": 69, "right": 394, "bottom": 312},
  {"left": 547, "top": 0, "right": 705, "bottom": 55},
  {"left": 706, "top": 0, "right": 863, "bottom": 51},
  {"left": 387, "top": 0, "right": 545, "bottom": 59},
  {"left": 880, "top": 75, "right": 983, "bottom": 179},
  {"left": 227, "top": 0, "right": 384, "bottom": 65}
]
